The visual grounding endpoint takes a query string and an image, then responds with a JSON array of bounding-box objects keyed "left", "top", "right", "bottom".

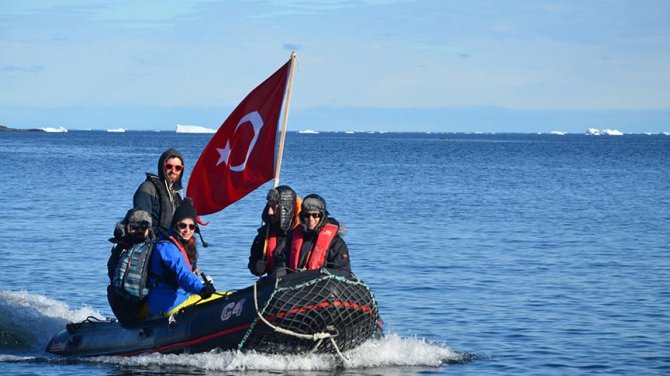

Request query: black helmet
[{"left": 265, "top": 185, "right": 297, "bottom": 232}]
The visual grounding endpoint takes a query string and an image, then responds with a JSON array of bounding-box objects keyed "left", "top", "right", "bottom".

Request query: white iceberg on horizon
[
  {"left": 176, "top": 124, "right": 216, "bottom": 134},
  {"left": 41, "top": 126, "right": 68, "bottom": 133},
  {"left": 107, "top": 128, "right": 126, "bottom": 133},
  {"left": 602, "top": 128, "right": 623, "bottom": 136},
  {"left": 298, "top": 129, "right": 319, "bottom": 134},
  {"left": 550, "top": 131, "right": 567, "bottom": 135},
  {"left": 586, "top": 128, "right": 623, "bottom": 136}
]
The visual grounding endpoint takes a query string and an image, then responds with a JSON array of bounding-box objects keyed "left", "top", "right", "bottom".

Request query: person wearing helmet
[
  {"left": 274, "top": 194, "right": 350, "bottom": 276},
  {"left": 248, "top": 185, "right": 301, "bottom": 276}
]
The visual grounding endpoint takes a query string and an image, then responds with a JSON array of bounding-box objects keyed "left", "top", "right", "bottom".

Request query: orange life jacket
[{"left": 289, "top": 223, "right": 338, "bottom": 270}]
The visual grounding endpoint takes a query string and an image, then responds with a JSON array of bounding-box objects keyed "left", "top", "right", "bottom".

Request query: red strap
[
  {"left": 169, "top": 236, "right": 192, "bottom": 270},
  {"left": 265, "top": 235, "right": 278, "bottom": 272},
  {"left": 289, "top": 224, "right": 338, "bottom": 270}
]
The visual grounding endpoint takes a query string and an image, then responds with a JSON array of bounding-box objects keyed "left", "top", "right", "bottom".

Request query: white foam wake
[
  {"left": 0, "top": 290, "right": 104, "bottom": 352},
  {"left": 87, "top": 334, "right": 463, "bottom": 372}
]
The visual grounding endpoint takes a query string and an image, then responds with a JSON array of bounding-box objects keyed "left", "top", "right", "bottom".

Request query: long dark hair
[{"left": 185, "top": 237, "right": 198, "bottom": 269}]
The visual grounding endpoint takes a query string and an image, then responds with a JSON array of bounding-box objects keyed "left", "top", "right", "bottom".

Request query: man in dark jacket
[
  {"left": 274, "top": 194, "right": 350, "bottom": 276},
  {"left": 133, "top": 148, "right": 185, "bottom": 236},
  {"left": 248, "top": 185, "right": 299, "bottom": 276},
  {"left": 107, "top": 208, "right": 154, "bottom": 324}
]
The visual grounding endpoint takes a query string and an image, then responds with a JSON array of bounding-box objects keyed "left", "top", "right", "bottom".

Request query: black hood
[{"left": 157, "top": 148, "right": 184, "bottom": 191}]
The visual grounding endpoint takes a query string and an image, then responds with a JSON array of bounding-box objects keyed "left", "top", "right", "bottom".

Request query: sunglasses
[
  {"left": 164, "top": 163, "right": 183, "bottom": 172},
  {"left": 177, "top": 222, "right": 196, "bottom": 231},
  {"left": 302, "top": 212, "right": 323, "bottom": 219}
]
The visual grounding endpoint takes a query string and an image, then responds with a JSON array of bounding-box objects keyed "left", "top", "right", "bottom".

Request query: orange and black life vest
[{"left": 289, "top": 223, "right": 339, "bottom": 270}]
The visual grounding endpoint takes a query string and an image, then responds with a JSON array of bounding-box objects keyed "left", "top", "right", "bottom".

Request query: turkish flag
[{"left": 187, "top": 60, "right": 291, "bottom": 215}]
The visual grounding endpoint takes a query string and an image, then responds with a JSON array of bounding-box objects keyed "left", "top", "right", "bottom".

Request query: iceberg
[
  {"left": 41, "top": 126, "right": 68, "bottom": 133},
  {"left": 550, "top": 131, "right": 567, "bottom": 135},
  {"left": 176, "top": 124, "right": 216, "bottom": 134},
  {"left": 298, "top": 129, "right": 319, "bottom": 134},
  {"left": 602, "top": 129, "right": 623, "bottom": 136},
  {"left": 106, "top": 128, "right": 126, "bottom": 133},
  {"left": 586, "top": 128, "right": 623, "bottom": 136}
]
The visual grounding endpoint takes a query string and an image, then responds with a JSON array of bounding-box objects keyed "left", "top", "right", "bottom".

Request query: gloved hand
[
  {"left": 254, "top": 260, "right": 267, "bottom": 275},
  {"left": 199, "top": 281, "right": 216, "bottom": 299},
  {"left": 273, "top": 266, "right": 287, "bottom": 278}
]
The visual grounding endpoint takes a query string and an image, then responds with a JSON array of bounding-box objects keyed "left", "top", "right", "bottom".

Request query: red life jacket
[
  {"left": 168, "top": 236, "right": 193, "bottom": 271},
  {"left": 265, "top": 235, "right": 278, "bottom": 272},
  {"left": 290, "top": 223, "right": 339, "bottom": 270}
]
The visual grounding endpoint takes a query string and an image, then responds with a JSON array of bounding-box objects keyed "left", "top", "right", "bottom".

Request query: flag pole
[
  {"left": 262, "top": 52, "right": 297, "bottom": 263},
  {"left": 272, "top": 51, "right": 297, "bottom": 188}
]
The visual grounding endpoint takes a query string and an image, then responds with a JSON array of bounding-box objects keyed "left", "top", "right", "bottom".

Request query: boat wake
[
  {"left": 0, "top": 290, "right": 472, "bottom": 372},
  {"left": 0, "top": 290, "right": 103, "bottom": 353}
]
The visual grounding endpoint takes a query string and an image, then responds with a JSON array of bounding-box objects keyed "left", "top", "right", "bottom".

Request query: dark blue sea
[{"left": 1, "top": 130, "right": 669, "bottom": 375}]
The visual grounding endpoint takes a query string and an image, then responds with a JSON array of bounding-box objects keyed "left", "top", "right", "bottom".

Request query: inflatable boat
[{"left": 46, "top": 268, "right": 382, "bottom": 357}]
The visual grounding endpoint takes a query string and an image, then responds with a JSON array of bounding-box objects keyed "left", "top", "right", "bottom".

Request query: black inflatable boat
[{"left": 46, "top": 268, "right": 382, "bottom": 357}]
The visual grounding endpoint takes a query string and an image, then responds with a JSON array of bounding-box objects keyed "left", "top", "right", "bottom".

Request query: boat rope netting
[{"left": 240, "top": 270, "right": 381, "bottom": 361}]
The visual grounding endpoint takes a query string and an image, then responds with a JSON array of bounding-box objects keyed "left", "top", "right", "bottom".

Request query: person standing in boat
[
  {"left": 145, "top": 198, "right": 216, "bottom": 317},
  {"left": 106, "top": 208, "right": 154, "bottom": 324},
  {"left": 248, "top": 185, "right": 301, "bottom": 277},
  {"left": 133, "top": 148, "right": 185, "bottom": 237},
  {"left": 274, "top": 194, "right": 351, "bottom": 276}
]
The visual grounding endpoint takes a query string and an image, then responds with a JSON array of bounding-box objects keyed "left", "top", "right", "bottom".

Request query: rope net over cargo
[{"left": 239, "top": 269, "right": 382, "bottom": 355}]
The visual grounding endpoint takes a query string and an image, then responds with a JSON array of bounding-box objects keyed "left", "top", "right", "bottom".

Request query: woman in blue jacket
[{"left": 146, "top": 198, "right": 215, "bottom": 316}]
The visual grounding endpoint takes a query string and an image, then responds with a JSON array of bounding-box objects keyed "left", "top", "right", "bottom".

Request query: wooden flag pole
[
  {"left": 262, "top": 52, "right": 297, "bottom": 262},
  {"left": 272, "top": 51, "right": 297, "bottom": 189}
]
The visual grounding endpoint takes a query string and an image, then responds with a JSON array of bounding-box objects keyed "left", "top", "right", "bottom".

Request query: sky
[{"left": 1, "top": 0, "right": 669, "bottom": 133}]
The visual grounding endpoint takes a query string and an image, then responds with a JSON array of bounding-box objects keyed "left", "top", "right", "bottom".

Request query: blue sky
[{"left": 1, "top": 0, "right": 669, "bottom": 132}]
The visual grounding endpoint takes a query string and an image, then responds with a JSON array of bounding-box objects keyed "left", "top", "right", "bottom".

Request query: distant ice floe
[
  {"left": 40, "top": 126, "right": 68, "bottom": 133},
  {"left": 298, "top": 129, "right": 319, "bottom": 134},
  {"left": 176, "top": 124, "right": 217, "bottom": 134},
  {"left": 586, "top": 128, "right": 624, "bottom": 136},
  {"left": 106, "top": 128, "right": 126, "bottom": 133},
  {"left": 550, "top": 131, "right": 567, "bottom": 135}
]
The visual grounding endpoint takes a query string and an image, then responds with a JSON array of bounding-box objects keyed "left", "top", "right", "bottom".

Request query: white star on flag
[{"left": 216, "top": 142, "right": 232, "bottom": 166}]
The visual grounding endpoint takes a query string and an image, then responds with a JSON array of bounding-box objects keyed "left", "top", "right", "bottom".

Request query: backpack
[{"left": 112, "top": 241, "right": 154, "bottom": 304}]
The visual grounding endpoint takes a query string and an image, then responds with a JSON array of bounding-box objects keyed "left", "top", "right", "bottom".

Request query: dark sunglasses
[
  {"left": 128, "top": 222, "right": 149, "bottom": 231},
  {"left": 302, "top": 212, "right": 323, "bottom": 219},
  {"left": 164, "top": 163, "right": 183, "bottom": 172},
  {"left": 177, "top": 222, "right": 196, "bottom": 231}
]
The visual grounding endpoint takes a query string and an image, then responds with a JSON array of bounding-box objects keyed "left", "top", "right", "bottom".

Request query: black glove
[
  {"left": 199, "top": 281, "right": 216, "bottom": 299},
  {"left": 254, "top": 260, "right": 267, "bottom": 275}
]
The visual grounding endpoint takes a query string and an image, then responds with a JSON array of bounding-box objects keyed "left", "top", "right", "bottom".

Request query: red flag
[{"left": 187, "top": 60, "right": 291, "bottom": 215}]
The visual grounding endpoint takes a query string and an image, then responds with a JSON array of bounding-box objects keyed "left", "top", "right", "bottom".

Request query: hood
[
  {"left": 157, "top": 147, "right": 184, "bottom": 191},
  {"left": 300, "top": 193, "right": 328, "bottom": 233},
  {"left": 263, "top": 185, "right": 298, "bottom": 233}
]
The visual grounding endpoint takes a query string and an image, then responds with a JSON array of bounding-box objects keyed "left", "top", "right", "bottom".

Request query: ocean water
[{"left": 0, "top": 131, "right": 669, "bottom": 375}]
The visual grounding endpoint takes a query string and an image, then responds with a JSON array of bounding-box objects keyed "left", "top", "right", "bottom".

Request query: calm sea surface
[{"left": 0, "top": 131, "right": 669, "bottom": 375}]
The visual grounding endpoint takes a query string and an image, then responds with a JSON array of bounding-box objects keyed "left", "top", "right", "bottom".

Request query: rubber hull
[{"left": 46, "top": 269, "right": 382, "bottom": 356}]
